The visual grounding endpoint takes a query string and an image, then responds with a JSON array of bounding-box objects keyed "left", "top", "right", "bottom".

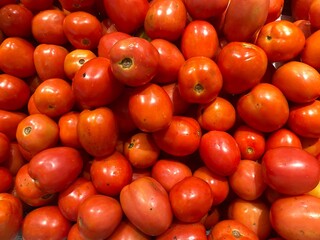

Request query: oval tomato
[
  {"left": 301, "top": 29, "right": 320, "bottom": 70},
  {"left": 184, "top": 0, "right": 229, "bottom": 20},
  {"left": 108, "top": 219, "right": 151, "bottom": 240},
  {"left": 97, "top": 31, "right": 130, "bottom": 59},
  {"left": 265, "top": 128, "right": 302, "bottom": 150}
]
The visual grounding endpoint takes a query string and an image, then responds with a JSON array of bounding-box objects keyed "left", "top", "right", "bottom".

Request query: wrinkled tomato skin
[
  {"left": 0, "top": 74, "right": 30, "bottom": 111},
  {"left": 120, "top": 176, "right": 173, "bottom": 236},
  {"left": 261, "top": 146, "right": 320, "bottom": 195},
  {"left": 270, "top": 195, "right": 320, "bottom": 240}
]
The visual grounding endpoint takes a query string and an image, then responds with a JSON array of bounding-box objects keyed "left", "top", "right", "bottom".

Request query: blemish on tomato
[{"left": 23, "top": 126, "right": 32, "bottom": 135}]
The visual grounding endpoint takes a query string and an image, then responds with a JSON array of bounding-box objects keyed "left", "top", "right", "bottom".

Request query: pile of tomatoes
[{"left": 1, "top": 0, "right": 320, "bottom": 239}]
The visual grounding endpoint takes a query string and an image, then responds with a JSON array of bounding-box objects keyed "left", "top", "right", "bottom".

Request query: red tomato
[
  {"left": 180, "top": 20, "right": 219, "bottom": 59},
  {"left": 178, "top": 56, "right": 223, "bottom": 104},
  {"left": 77, "top": 194, "right": 123, "bottom": 239},
  {"left": 0, "top": 0, "right": 17, "bottom": 8},
  {"left": 58, "top": 177, "right": 97, "bottom": 222},
  {"left": 144, "top": 0, "right": 187, "bottom": 42},
  {"left": 0, "top": 166, "right": 13, "bottom": 193},
  {"left": 72, "top": 57, "right": 124, "bottom": 109},
  {"left": 77, "top": 107, "right": 118, "bottom": 158},
  {"left": 0, "top": 4, "right": 33, "bottom": 38},
  {"left": 229, "top": 160, "right": 267, "bottom": 200},
  {"left": 103, "top": 0, "right": 149, "bottom": 34},
  {"left": 265, "top": 128, "right": 302, "bottom": 150},
  {"left": 63, "top": 11, "right": 103, "bottom": 50},
  {"left": 270, "top": 195, "right": 320, "bottom": 240},
  {"left": 22, "top": 205, "right": 72, "bottom": 240},
  {"left": 0, "top": 110, "right": 26, "bottom": 141},
  {"left": 183, "top": 0, "right": 229, "bottom": 20},
  {"left": 108, "top": 219, "right": 151, "bottom": 240},
  {"left": 59, "top": 0, "right": 96, "bottom": 12},
  {"left": 0, "top": 193, "right": 23, "bottom": 240},
  {"left": 1, "top": 142, "right": 27, "bottom": 176},
  {"left": 199, "top": 130, "right": 241, "bottom": 176},
  {"left": 301, "top": 136, "right": 320, "bottom": 157},
  {"left": 151, "top": 159, "right": 192, "bottom": 192},
  {"left": 90, "top": 151, "right": 132, "bottom": 196},
  {"left": 217, "top": 42, "right": 268, "bottom": 94},
  {"left": 236, "top": 83, "right": 289, "bottom": 133},
  {"left": 67, "top": 223, "right": 84, "bottom": 240},
  {"left": 97, "top": 31, "right": 130, "bottom": 59},
  {"left": 0, "top": 37, "right": 36, "bottom": 78},
  {"left": 28, "top": 146, "right": 84, "bottom": 193},
  {"left": 58, "top": 111, "right": 82, "bottom": 149},
  {"left": 31, "top": 9, "right": 68, "bottom": 45},
  {"left": 109, "top": 37, "right": 160, "bottom": 87},
  {"left": 266, "top": 0, "right": 284, "bottom": 23},
  {"left": 291, "top": 0, "right": 313, "bottom": 20},
  {"left": 309, "top": 0, "right": 320, "bottom": 29},
  {"left": 152, "top": 116, "right": 202, "bottom": 157},
  {"left": 20, "top": 0, "right": 54, "bottom": 12},
  {"left": 294, "top": 19, "right": 312, "bottom": 39},
  {"left": 193, "top": 166, "right": 229, "bottom": 206},
  {"left": 0, "top": 132, "right": 10, "bottom": 163},
  {"left": 261, "top": 146, "right": 320, "bottom": 195},
  {"left": 120, "top": 176, "right": 173, "bottom": 236},
  {"left": 301, "top": 29, "right": 320, "bottom": 70},
  {"left": 128, "top": 83, "right": 173, "bottom": 132}
]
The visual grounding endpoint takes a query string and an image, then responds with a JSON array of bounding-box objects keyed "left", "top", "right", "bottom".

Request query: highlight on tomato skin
[{"left": 1, "top": 0, "right": 320, "bottom": 239}]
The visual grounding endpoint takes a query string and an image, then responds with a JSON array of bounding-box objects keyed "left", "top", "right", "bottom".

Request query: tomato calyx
[
  {"left": 232, "top": 229, "right": 242, "bottom": 238},
  {"left": 194, "top": 83, "right": 204, "bottom": 94},
  {"left": 119, "top": 57, "right": 133, "bottom": 69},
  {"left": 23, "top": 126, "right": 32, "bottom": 136}
]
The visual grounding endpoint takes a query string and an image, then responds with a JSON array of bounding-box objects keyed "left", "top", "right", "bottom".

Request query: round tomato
[
  {"left": 265, "top": 128, "right": 302, "bottom": 150},
  {"left": 97, "top": 31, "right": 130, "bottom": 59}
]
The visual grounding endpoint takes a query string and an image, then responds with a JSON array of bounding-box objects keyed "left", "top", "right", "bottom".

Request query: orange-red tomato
[
  {"left": 20, "top": 0, "right": 54, "bottom": 12},
  {"left": 108, "top": 219, "right": 151, "bottom": 240},
  {"left": 183, "top": 0, "right": 229, "bottom": 20},
  {"left": 308, "top": 0, "right": 320, "bottom": 29},
  {"left": 58, "top": 111, "right": 81, "bottom": 149},
  {"left": 301, "top": 29, "right": 320, "bottom": 70},
  {"left": 265, "top": 0, "right": 284, "bottom": 23},
  {"left": 265, "top": 128, "right": 302, "bottom": 150}
]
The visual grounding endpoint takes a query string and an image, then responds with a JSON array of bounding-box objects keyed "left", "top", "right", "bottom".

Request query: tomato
[
  {"left": 150, "top": 38, "right": 185, "bottom": 84},
  {"left": 77, "top": 194, "right": 123, "bottom": 239},
  {"left": 20, "top": 0, "right": 54, "bottom": 12},
  {"left": 178, "top": 56, "right": 223, "bottom": 104},
  {"left": 0, "top": 132, "right": 10, "bottom": 163},
  {"left": 217, "top": 42, "right": 268, "bottom": 94},
  {"left": 67, "top": 223, "right": 84, "bottom": 240},
  {"left": 0, "top": 4, "right": 33, "bottom": 38},
  {"left": 0, "top": 110, "right": 26, "bottom": 141},
  {"left": 108, "top": 219, "right": 151, "bottom": 240},
  {"left": 288, "top": 100, "right": 320, "bottom": 138},
  {"left": 22, "top": 205, "right": 72, "bottom": 240},
  {"left": 62, "top": 11, "right": 103, "bottom": 50},
  {"left": 123, "top": 132, "right": 160, "bottom": 169},
  {"left": 261, "top": 146, "right": 320, "bottom": 195},
  {"left": 90, "top": 151, "right": 132, "bottom": 196},
  {"left": 103, "top": 0, "right": 149, "bottom": 34},
  {"left": 184, "top": 0, "right": 229, "bottom": 20},
  {"left": 72, "top": 57, "right": 124, "bottom": 109},
  {"left": 199, "top": 130, "right": 241, "bottom": 176},
  {"left": 236, "top": 83, "right": 289, "bottom": 133},
  {"left": 208, "top": 219, "right": 259, "bottom": 240},
  {"left": 180, "top": 20, "right": 219, "bottom": 59},
  {"left": 1, "top": 142, "right": 27, "bottom": 176},
  {"left": 222, "top": 0, "right": 269, "bottom": 42},
  {"left": 270, "top": 195, "right": 320, "bottom": 240},
  {"left": 0, "top": 166, "right": 13, "bottom": 193},
  {"left": 255, "top": 20, "right": 306, "bottom": 62},
  {"left": 14, "top": 163, "right": 56, "bottom": 207},
  {"left": 59, "top": 0, "right": 96, "bottom": 12},
  {"left": 233, "top": 125, "right": 266, "bottom": 161},
  {"left": 301, "top": 29, "right": 320, "bottom": 70},
  {"left": 265, "top": 128, "right": 302, "bottom": 150},
  {"left": 294, "top": 19, "right": 312, "bottom": 39},
  {"left": 0, "top": 193, "right": 23, "bottom": 240},
  {"left": 28, "top": 146, "right": 84, "bottom": 193},
  {"left": 120, "top": 176, "right": 173, "bottom": 236},
  {"left": 308, "top": 0, "right": 320, "bottom": 29},
  {"left": 31, "top": 8, "right": 68, "bottom": 45},
  {"left": 228, "top": 198, "right": 272, "bottom": 240},
  {"left": 109, "top": 37, "right": 160, "bottom": 87},
  {"left": 291, "top": 0, "right": 313, "bottom": 20},
  {"left": 229, "top": 160, "right": 267, "bottom": 200},
  {"left": 58, "top": 177, "right": 97, "bottom": 222},
  {"left": 0, "top": 37, "right": 36, "bottom": 78},
  {"left": 151, "top": 159, "right": 192, "bottom": 192},
  {"left": 193, "top": 166, "right": 229, "bottom": 206},
  {"left": 301, "top": 136, "right": 320, "bottom": 157},
  {"left": 128, "top": 83, "right": 173, "bottom": 132},
  {"left": 266, "top": 0, "right": 284, "bottom": 23},
  {"left": 152, "top": 116, "right": 201, "bottom": 157},
  {"left": 58, "top": 111, "right": 82, "bottom": 149},
  {"left": 77, "top": 107, "right": 118, "bottom": 158},
  {"left": 144, "top": 0, "right": 187, "bottom": 42},
  {"left": 0, "top": 0, "right": 16, "bottom": 8}
]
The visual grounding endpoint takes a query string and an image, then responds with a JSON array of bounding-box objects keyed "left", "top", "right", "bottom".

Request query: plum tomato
[
  {"left": 108, "top": 219, "right": 151, "bottom": 240},
  {"left": 265, "top": 128, "right": 302, "bottom": 151},
  {"left": 301, "top": 30, "right": 320, "bottom": 70},
  {"left": 58, "top": 111, "right": 82, "bottom": 149},
  {"left": 0, "top": 132, "right": 10, "bottom": 163},
  {"left": 183, "top": 0, "right": 229, "bottom": 20},
  {"left": 20, "top": 0, "right": 54, "bottom": 12}
]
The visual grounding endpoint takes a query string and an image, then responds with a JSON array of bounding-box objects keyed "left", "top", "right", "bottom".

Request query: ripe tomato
[
  {"left": 217, "top": 42, "right": 268, "bottom": 94},
  {"left": 261, "top": 146, "right": 320, "bottom": 195},
  {"left": 108, "top": 219, "right": 151, "bottom": 240},
  {"left": 270, "top": 195, "right": 320, "bottom": 240},
  {"left": 199, "top": 130, "right": 241, "bottom": 176},
  {"left": 20, "top": 0, "right": 54, "bottom": 12},
  {"left": 77, "top": 107, "right": 118, "bottom": 158},
  {"left": 144, "top": 0, "right": 187, "bottom": 42},
  {"left": 308, "top": 0, "right": 320, "bottom": 29},
  {"left": 301, "top": 29, "right": 320, "bottom": 70},
  {"left": 294, "top": 19, "right": 312, "bottom": 39},
  {"left": 178, "top": 56, "right": 223, "bottom": 104},
  {"left": 120, "top": 176, "right": 173, "bottom": 236},
  {"left": 291, "top": 0, "right": 313, "bottom": 20},
  {"left": 0, "top": 110, "right": 26, "bottom": 141},
  {"left": 0, "top": 132, "right": 10, "bottom": 163},
  {"left": 183, "top": 0, "right": 229, "bottom": 20},
  {"left": 59, "top": 0, "right": 96, "bottom": 12},
  {"left": 22, "top": 205, "right": 72, "bottom": 240},
  {"left": 265, "top": 128, "right": 302, "bottom": 150},
  {"left": 0, "top": 193, "right": 23, "bottom": 240},
  {"left": 1, "top": 142, "right": 27, "bottom": 176},
  {"left": 0, "top": 166, "right": 13, "bottom": 193},
  {"left": 236, "top": 83, "right": 289, "bottom": 133},
  {"left": 301, "top": 136, "right": 320, "bottom": 157},
  {"left": 0, "top": 73, "right": 30, "bottom": 111},
  {"left": 58, "top": 111, "right": 82, "bottom": 149},
  {"left": 97, "top": 31, "right": 130, "bottom": 59},
  {"left": 266, "top": 0, "right": 284, "bottom": 23}
]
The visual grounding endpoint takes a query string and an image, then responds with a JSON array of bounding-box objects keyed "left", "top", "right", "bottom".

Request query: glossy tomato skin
[
  {"left": 20, "top": 0, "right": 54, "bottom": 12},
  {"left": 261, "top": 146, "right": 320, "bottom": 195},
  {"left": 120, "top": 176, "right": 173, "bottom": 236},
  {"left": 144, "top": 0, "right": 187, "bottom": 42},
  {"left": 265, "top": 128, "right": 302, "bottom": 150},
  {"left": 0, "top": 132, "right": 10, "bottom": 163},
  {"left": 77, "top": 107, "right": 118, "bottom": 158},
  {"left": 236, "top": 83, "right": 289, "bottom": 133},
  {"left": 266, "top": 0, "right": 284, "bottom": 23},
  {"left": 0, "top": 74, "right": 30, "bottom": 111},
  {"left": 217, "top": 42, "right": 268, "bottom": 94},
  {"left": 184, "top": 0, "right": 229, "bottom": 20},
  {"left": 0, "top": 193, "right": 23, "bottom": 240},
  {"left": 109, "top": 37, "right": 160, "bottom": 87},
  {"left": 152, "top": 116, "right": 202, "bottom": 157},
  {"left": 270, "top": 195, "right": 320, "bottom": 240},
  {"left": 108, "top": 219, "right": 151, "bottom": 240},
  {"left": 301, "top": 29, "right": 320, "bottom": 70},
  {"left": 199, "top": 130, "right": 241, "bottom": 176},
  {"left": 128, "top": 83, "right": 173, "bottom": 132},
  {"left": 22, "top": 205, "right": 72, "bottom": 240},
  {"left": 58, "top": 111, "right": 82, "bottom": 149},
  {"left": 28, "top": 146, "right": 84, "bottom": 193},
  {"left": 72, "top": 57, "right": 124, "bottom": 109},
  {"left": 103, "top": 0, "right": 149, "bottom": 34},
  {"left": 0, "top": 166, "right": 13, "bottom": 192}
]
